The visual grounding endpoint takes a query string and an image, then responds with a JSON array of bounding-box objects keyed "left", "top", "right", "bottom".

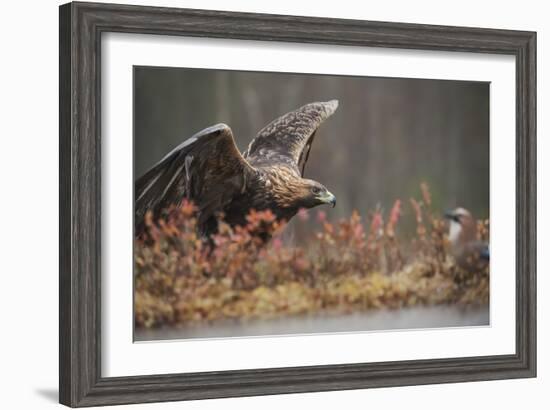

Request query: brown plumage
[
  {"left": 444, "top": 207, "right": 489, "bottom": 271},
  {"left": 135, "top": 100, "right": 338, "bottom": 238}
]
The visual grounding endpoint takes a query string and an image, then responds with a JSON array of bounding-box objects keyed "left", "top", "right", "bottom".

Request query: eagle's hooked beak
[{"left": 320, "top": 191, "right": 337, "bottom": 208}]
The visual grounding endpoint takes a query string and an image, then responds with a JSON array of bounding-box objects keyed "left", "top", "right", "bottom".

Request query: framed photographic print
[{"left": 59, "top": 1, "right": 536, "bottom": 407}]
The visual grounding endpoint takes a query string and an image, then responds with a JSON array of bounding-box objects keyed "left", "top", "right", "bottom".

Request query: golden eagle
[{"left": 135, "top": 100, "right": 338, "bottom": 238}]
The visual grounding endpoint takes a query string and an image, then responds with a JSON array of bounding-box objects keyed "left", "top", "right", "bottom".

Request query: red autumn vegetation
[{"left": 135, "top": 184, "right": 489, "bottom": 329}]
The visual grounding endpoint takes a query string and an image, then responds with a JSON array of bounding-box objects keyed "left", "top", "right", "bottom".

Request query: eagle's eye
[{"left": 311, "top": 186, "right": 321, "bottom": 195}]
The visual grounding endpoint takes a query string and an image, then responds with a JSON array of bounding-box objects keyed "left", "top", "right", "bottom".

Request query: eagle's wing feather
[
  {"left": 243, "top": 100, "right": 338, "bottom": 176},
  {"left": 135, "top": 124, "right": 253, "bottom": 236}
]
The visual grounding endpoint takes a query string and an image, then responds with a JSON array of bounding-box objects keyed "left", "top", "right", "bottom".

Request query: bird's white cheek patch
[{"left": 449, "top": 221, "right": 461, "bottom": 244}]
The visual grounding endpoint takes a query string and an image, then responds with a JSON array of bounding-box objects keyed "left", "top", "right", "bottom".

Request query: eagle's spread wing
[
  {"left": 243, "top": 100, "right": 338, "bottom": 176},
  {"left": 135, "top": 124, "right": 253, "bottom": 236}
]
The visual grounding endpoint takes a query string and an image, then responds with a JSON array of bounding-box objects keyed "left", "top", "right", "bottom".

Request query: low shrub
[{"left": 135, "top": 184, "right": 489, "bottom": 329}]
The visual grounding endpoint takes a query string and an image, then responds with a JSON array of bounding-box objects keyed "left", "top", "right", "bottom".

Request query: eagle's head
[
  {"left": 270, "top": 177, "right": 335, "bottom": 213},
  {"left": 297, "top": 179, "right": 336, "bottom": 209},
  {"left": 267, "top": 167, "right": 336, "bottom": 212}
]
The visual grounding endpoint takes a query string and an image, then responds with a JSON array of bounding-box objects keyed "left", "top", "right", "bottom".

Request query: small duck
[{"left": 444, "top": 207, "right": 489, "bottom": 271}]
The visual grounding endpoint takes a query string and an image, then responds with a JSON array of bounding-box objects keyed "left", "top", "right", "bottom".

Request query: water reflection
[{"left": 135, "top": 306, "right": 489, "bottom": 342}]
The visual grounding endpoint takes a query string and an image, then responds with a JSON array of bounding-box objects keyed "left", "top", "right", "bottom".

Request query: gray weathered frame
[{"left": 59, "top": 1, "right": 536, "bottom": 407}]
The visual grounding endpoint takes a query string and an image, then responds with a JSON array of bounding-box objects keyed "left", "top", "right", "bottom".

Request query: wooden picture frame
[{"left": 59, "top": 1, "right": 536, "bottom": 407}]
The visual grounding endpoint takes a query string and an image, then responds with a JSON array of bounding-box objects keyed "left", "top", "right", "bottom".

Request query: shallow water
[{"left": 135, "top": 305, "right": 489, "bottom": 342}]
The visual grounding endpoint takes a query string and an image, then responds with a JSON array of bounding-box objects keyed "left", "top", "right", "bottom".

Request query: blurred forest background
[{"left": 134, "top": 66, "right": 489, "bottom": 235}]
